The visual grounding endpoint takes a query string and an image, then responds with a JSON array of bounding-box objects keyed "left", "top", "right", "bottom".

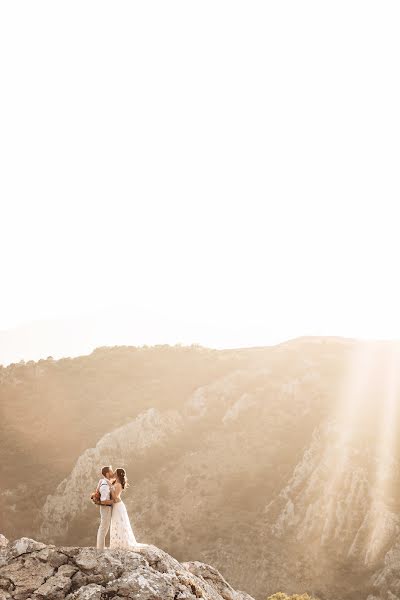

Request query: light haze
[{"left": 1, "top": 1, "right": 399, "bottom": 364}]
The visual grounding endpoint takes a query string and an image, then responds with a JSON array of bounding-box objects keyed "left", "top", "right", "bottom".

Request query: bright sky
[{"left": 1, "top": 1, "right": 400, "bottom": 360}]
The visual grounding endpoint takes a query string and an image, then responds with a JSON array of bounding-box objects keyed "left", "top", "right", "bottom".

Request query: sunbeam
[
  {"left": 364, "top": 343, "right": 400, "bottom": 563},
  {"left": 316, "top": 340, "right": 400, "bottom": 566},
  {"left": 319, "top": 342, "right": 380, "bottom": 546}
]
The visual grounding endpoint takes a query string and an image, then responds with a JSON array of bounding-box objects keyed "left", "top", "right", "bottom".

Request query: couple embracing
[{"left": 94, "top": 465, "right": 147, "bottom": 551}]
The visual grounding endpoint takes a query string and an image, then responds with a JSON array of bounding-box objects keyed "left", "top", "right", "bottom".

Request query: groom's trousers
[{"left": 96, "top": 505, "right": 112, "bottom": 550}]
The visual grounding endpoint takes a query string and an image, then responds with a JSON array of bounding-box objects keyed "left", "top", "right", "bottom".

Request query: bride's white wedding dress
[{"left": 109, "top": 486, "right": 147, "bottom": 550}]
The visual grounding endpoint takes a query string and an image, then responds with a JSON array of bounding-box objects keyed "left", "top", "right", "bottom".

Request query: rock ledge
[{"left": 0, "top": 536, "right": 254, "bottom": 600}]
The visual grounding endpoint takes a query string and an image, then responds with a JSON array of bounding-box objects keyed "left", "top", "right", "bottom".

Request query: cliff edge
[{"left": 0, "top": 535, "right": 254, "bottom": 600}]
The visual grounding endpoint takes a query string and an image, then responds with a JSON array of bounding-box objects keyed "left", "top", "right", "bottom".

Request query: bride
[{"left": 107, "top": 468, "right": 147, "bottom": 550}]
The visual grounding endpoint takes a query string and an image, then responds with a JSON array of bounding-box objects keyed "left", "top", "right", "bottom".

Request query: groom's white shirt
[{"left": 98, "top": 478, "right": 111, "bottom": 503}]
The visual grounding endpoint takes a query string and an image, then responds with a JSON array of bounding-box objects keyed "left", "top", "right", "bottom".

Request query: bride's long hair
[{"left": 116, "top": 467, "right": 128, "bottom": 489}]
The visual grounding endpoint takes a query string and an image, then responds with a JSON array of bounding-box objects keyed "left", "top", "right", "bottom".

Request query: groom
[{"left": 96, "top": 465, "right": 114, "bottom": 550}]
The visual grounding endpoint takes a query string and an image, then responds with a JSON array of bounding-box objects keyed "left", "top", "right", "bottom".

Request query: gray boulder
[{"left": 0, "top": 538, "right": 255, "bottom": 600}]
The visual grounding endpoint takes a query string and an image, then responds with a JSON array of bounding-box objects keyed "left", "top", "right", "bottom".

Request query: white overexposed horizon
[
  {"left": 1, "top": 1, "right": 400, "bottom": 365},
  {"left": 0, "top": 306, "right": 397, "bottom": 367}
]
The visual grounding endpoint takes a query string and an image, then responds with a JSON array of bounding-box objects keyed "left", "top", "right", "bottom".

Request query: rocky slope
[
  {"left": 0, "top": 535, "right": 254, "bottom": 600},
  {"left": 366, "top": 540, "right": 400, "bottom": 600}
]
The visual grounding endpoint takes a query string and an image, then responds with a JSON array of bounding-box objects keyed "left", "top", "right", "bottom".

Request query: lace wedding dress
[{"left": 109, "top": 488, "right": 147, "bottom": 550}]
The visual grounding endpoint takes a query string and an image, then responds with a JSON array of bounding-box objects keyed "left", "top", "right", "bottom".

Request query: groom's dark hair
[{"left": 101, "top": 466, "right": 112, "bottom": 477}]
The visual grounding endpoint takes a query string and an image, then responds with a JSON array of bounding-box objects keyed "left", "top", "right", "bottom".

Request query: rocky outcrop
[
  {"left": 0, "top": 536, "right": 254, "bottom": 600},
  {"left": 365, "top": 540, "right": 400, "bottom": 600},
  {"left": 265, "top": 415, "right": 400, "bottom": 564},
  {"left": 262, "top": 411, "right": 400, "bottom": 600}
]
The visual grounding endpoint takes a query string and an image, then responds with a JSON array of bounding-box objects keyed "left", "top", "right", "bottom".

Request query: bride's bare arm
[{"left": 111, "top": 482, "right": 122, "bottom": 502}]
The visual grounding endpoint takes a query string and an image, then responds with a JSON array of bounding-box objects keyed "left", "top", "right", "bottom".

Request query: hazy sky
[{"left": 1, "top": 1, "right": 400, "bottom": 358}]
